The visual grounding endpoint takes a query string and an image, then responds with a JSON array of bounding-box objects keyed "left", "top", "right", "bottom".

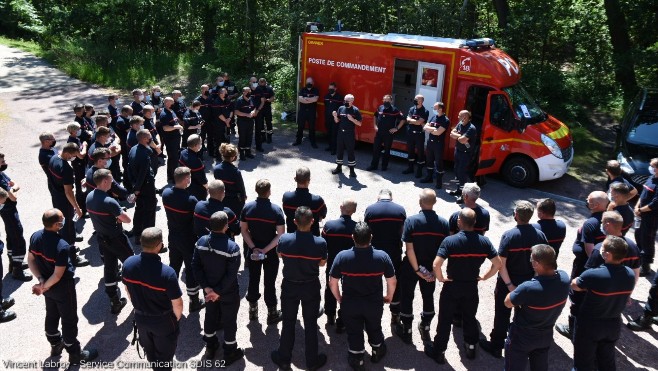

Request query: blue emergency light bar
[{"left": 461, "top": 38, "right": 495, "bottom": 49}]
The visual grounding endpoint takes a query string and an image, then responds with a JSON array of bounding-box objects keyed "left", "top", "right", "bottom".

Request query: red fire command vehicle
[{"left": 299, "top": 31, "right": 573, "bottom": 187}]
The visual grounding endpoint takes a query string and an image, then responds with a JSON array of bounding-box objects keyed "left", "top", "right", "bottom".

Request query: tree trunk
[
  {"left": 201, "top": 2, "right": 216, "bottom": 53},
  {"left": 492, "top": 0, "right": 510, "bottom": 29},
  {"left": 603, "top": 0, "right": 638, "bottom": 104}
]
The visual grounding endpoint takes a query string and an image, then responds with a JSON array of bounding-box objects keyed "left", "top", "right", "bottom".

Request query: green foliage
[{"left": 0, "top": 0, "right": 44, "bottom": 39}]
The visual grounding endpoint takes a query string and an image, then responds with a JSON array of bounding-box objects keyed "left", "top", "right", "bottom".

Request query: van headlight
[
  {"left": 616, "top": 152, "right": 635, "bottom": 174},
  {"left": 541, "top": 134, "right": 562, "bottom": 159}
]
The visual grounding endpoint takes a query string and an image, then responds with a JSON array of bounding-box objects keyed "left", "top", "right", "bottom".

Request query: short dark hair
[
  {"left": 294, "top": 167, "right": 311, "bottom": 183},
  {"left": 602, "top": 235, "right": 628, "bottom": 261},
  {"left": 352, "top": 221, "right": 372, "bottom": 246},
  {"left": 91, "top": 147, "right": 111, "bottom": 163},
  {"left": 92, "top": 168, "right": 112, "bottom": 184},
  {"left": 436, "top": 102, "right": 445, "bottom": 110},
  {"left": 209, "top": 211, "right": 228, "bottom": 232},
  {"left": 606, "top": 160, "right": 622, "bottom": 177},
  {"left": 191, "top": 100, "right": 201, "bottom": 108},
  {"left": 610, "top": 182, "right": 630, "bottom": 196},
  {"left": 129, "top": 116, "right": 144, "bottom": 126},
  {"left": 174, "top": 167, "right": 191, "bottom": 183},
  {"left": 531, "top": 244, "right": 557, "bottom": 270},
  {"left": 120, "top": 106, "right": 133, "bottom": 115},
  {"left": 140, "top": 227, "right": 163, "bottom": 251},
  {"left": 95, "top": 115, "right": 109, "bottom": 126},
  {"left": 108, "top": 94, "right": 118, "bottom": 101},
  {"left": 62, "top": 142, "right": 80, "bottom": 155},
  {"left": 96, "top": 126, "right": 111, "bottom": 137},
  {"left": 73, "top": 103, "right": 84, "bottom": 112},
  {"left": 294, "top": 206, "right": 313, "bottom": 227},
  {"left": 537, "top": 198, "right": 556, "bottom": 216},
  {"left": 255, "top": 179, "right": 271, "bottom": 197},
  {"left": 42, "top": 209, "right": 62, "bottom": 228},
  {"left": 136, "top": 129, "right": 151, "bottom": 141}
]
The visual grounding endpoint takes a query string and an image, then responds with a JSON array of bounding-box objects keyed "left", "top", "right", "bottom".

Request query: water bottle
[
  {"left": 251, "top": 252, "right": 266, "bottom": 261},
  {"left": 634, "top": 216, "right": 641, "bottom": 229},
  {"left": 419, "top": 265, "right": 431, "bottom": 277},
  {"left": 127, "top": 193, "right": 137, "bottom": 204}
]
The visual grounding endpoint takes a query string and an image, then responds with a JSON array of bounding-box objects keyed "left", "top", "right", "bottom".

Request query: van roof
[{"left": 314, "top": 31, "right": 467, "bottom": 49}]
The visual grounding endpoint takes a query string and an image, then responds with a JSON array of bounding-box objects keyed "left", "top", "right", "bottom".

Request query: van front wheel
[{"left": 502, "top": 156, "right": 537, "bottom": 188}]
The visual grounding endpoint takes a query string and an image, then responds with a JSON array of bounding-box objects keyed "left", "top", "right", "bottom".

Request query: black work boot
[
  {"left": 239, "top": 150, "right": 246, "bottom": 161},
  {"left": 189, "top": 294, "right": 206, "bottom": 312},
  {"left": 249, "top": 302, "right": 258, "bottom": 321},
  {"left": 640, "top": 262, "right": 652, "bottom": 277},
  {"left": 418, "top": 321, "right": 431, "bottom": 341},
  {"left": 366, "top": 163, "right": 378, "bottom": 171},
  {"left": 50, "top": 341, "right": 65, "bottom": 356},
  {"left": 331, "top": 164, "right": 343, "bottom": 175},
  {"left": 555, "top": 315, "right": 574, "bottom": 339},
  {"left": 370, "top": 342, "right": 387, "bottom": 363},
  {"left": 110, "top": 295, "right": 128, "bottom": 315},
  {"left": 435, "top": 172, "right": 444, "bottom": 189},
  {"left": 415, "top": 164, "right": 424, "bottom": 178},
  {"left": 223, "top": 344, "right": 245, "bottom": 365},
  {"left": 336, "top": 316, "right": 346, "bottom": 334},
  {"left": 349, "top": 166, "right": 357, "bottom": 178},
  {"left": 11, "top": 266, "right": 32, "bottom": 282},
  {"left": 267, "top": 306, "right": 283, "bottom": 325},
  {"left": 420, "top": 169, "right": 433, "bottom": 183},
  {"left": 479, "top": 339, "right": 502, "bottom": 358},
  {"left": 266, "top": 133, "right": 272, "bottom": 144},
  {"left": 390, "top": 313, "right": 400, "bottom": 326},
  {"left": 0, "top": 308, "right": 16, "bottom": 323},
  {"left": 1, "top": 297, "right": 15, "bottom": 310},
  {"left": 271, "top": 350, "right": 292, "bottom": 371},
  {"left": 326, "top": 312, "right": 336, "bottom": 326},
  {"left": 245, "top": 149, "right": 255, "bottom": 159},
  {"left": 424, "top": 342, "right": 446, "bottom": 364},
  {"left": 627, "top": 313, "right": 654, "bottom": 331},
  {"left": 394, "top": 321, "right": 412, "bottom": 344},
  {"left": 402, "top": 162, "right": 414, "bottom": 174},
  {"left": 69, "top": 348, "right": 98, "bottom": 365},
  {"left": 347, "top": 353, "right": 366, "bottom": 371},
  {"left": 204, "top": 340, "right": 219, "bottom": 359}
]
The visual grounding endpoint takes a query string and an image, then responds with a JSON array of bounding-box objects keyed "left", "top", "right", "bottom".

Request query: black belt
[{"left": 134, "top": 309, "right": 173, "bottom": 317}]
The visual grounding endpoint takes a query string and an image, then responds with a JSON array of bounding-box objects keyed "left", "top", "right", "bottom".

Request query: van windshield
[
  {"left": 626, "top": 117, "right": 658, "bottom": 147},
  {"left": 503, "top": 85, "right": 546, "bottom": 125}
]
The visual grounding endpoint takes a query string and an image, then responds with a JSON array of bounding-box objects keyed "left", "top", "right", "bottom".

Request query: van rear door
[{"left": 416, "top": 62, "right": 445, "bottom": 113}]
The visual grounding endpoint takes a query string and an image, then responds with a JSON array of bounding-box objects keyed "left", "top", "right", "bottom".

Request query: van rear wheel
[{"left": 502, "top": 156, "right": 537, "bottom": 188}]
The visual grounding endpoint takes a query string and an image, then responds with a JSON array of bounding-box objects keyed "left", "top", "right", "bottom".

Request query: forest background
[{"left": 1, "top": 0, "right": 657, "bottom": 181}]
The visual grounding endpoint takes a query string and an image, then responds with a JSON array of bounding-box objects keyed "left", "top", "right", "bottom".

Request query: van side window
[{"left": 489, "top": 94, "right": 514, "bottom": 132}]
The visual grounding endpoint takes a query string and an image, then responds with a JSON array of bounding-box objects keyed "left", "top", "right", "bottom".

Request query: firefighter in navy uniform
[
  {"left": 193, "top": 180, "right": 241, "bottom": 240},
  {"left": 195, "top": 85, "right": 213, "bottom": 156},
  {"left": 249, "top": 77, "right": 265, "bottom": 152},
  {"left": 115, "top": 105, "right": 133, "bottom": 188},
  {"left": 192, "top": 211, "right": 245, "bottom": 364},
  {"left": 294, "top": 77, "right": 320, "bottom": 148},
  {"left": 447, "top": 110, "right": 477, "bottom": 202},
  {"left": 321, "top": 199, "right": 357, "bottom": 331},
  {"left": 448, "top": 183, "right": 490, "bottom": 236},
  {"left": 241, "top": 179, "right": 285, "bottom": 325},
  {"left": 323, "top": 82, "right": 343, "bottom": 154},
  {"left": 86, "top": 148, "right": 130, "bottom": 201},
  {"left": 402, "top": 95, "right": 429, "bottom": 178},
  {"left": 585, "top": 211, "right": 641, "bottom": 278},
  {"left": 425, "top": 208, "right": 501, "bottom": 364},
  {"left": 86, "top": 169, "right": 133, "bottom": 315},
  {"left": 0, "top": 189, "right": 17, "bottom": 323},
  {"left": 532, "top": 198, "right": 567, "bottom": 257},
  {"left": 329, "top": 222, "right": 396, "bottom": 370},
  {"left": 282, "top": 167, "right": 327, "bottom": 236},
  {"left": 502, "top": 244, "right": 570, "bottom": 371},
  {"left": 182, "top": 101, "right": 204, "bottom": 149},
  {"left": 364, "top": 189, "right": 406, "bottom": 326},
  {"left": 396, "top": 189, "right": 449, "bottom": 344},
  {"left": 571, "top": 236, "right": 635, "bottom": 371},
  {"left": 234, "top": 87, "right": 258, "bottom": 160},
  {"left": 210, "top": 88, "right": 233, "bottom": 152},
  {"left": 421, "top": 102, "right": 450, "bottom": 187},
  {"left": 38, "top": 132, "right": 57, "bottom": 204},
  {"left": 162, "top": 167, "right": 205, "bottom": 312},
  {"left": 131, "top": 89, "right": 145, "bottom": 117},
  {"left": 480, "top": 201, "right": 548, "bottom": 359},
  {"left": 366, "top": 94, "right": 405, "bottom": 172},
  {"left": 159, "top": 97, "right": 184, "bottom": 183},
  {"left": 255, "top": 78, "right": 275, "bottom": 145},
  {"left": 27, "top": 209, "right": 98, "bottom": 365},
  {"left": 634, "top": 157, "right": 658, "bottom": 276},
  {"left": 0, "top": 154, "right": 32, "bottom": 280},
  {"left": 66, "top": 122, "right": 89, "bottom": 216},
  {"left": 213, "top": 143, "right": 247, "bottom": 218},
  {"left": 122, "top": 227, "right": 183, "bottom": 371},
  {"left": 47, "top": 143, "right": 89, "bottom": 267},
  {"left": 608, "top": 182, "right": 635, "bottom": 236},
  {"left": 128, "top": 130, "right": 158, "bottom": 242},
  {"left": 555, "top": 191, "right": 607, "bottom": 339},
  {"left": 178, "top": 134, "right": 208, "bottom": 201},
  {"left": 331, "top": 94, "right": 363, "bottom": 178},
  {"left": 271, "top": 207, "right": 328, "bottom": 371}
]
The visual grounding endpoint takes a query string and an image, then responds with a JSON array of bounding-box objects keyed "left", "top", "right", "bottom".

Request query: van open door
[{"left": 416, "top": 62, "right": 445, "bottom": 113}]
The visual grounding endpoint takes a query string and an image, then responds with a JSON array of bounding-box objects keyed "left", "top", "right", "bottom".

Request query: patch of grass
[
  {"left": 568, "top": 125, "right": 608, "bottom": 183},
  {"left": 0, "top": 35, "right": 43, "bottom": 56}
]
